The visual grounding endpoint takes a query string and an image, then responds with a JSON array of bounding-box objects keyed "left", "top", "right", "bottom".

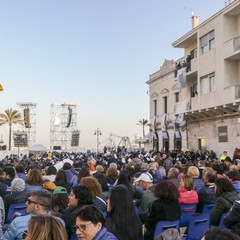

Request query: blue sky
[{"left": 0, "top": 0, "right": 225, "bottom": 149}]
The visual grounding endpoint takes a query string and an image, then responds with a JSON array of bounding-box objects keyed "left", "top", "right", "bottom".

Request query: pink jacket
[{"left": 178, "top": 187, "right": 199, "bottom": 204}]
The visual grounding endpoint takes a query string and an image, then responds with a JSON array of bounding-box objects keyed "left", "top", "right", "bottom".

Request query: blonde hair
[
  {"left": 181, "top": 175, "right": 194, "bottom": 190},
  {"left": 187, "top": 166, "right": 200, "bottom": 177},
  {"left": 26, "top": 215, "right": 68, "bottom": 240},
  {"left": 25, "top": 169, "right": 43, "bottom": 185}
]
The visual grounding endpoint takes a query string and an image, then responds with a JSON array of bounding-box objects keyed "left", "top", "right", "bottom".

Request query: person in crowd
[
  {"left": 178, "top": 175, "right": 199, "bottom": 204},
  {"left": 60, "top": 184, "right": 93, "bottom": 238},
  {"left": 0, "top": 196, "right": 5, "bottom": 236},
  {"left": 96, "top": 165, "right": 105, "bottom": 174},
  {"left": 226, "top": 170, "right": 240, "bottom": 197},
  {"left": 94, "top": 173, "right": 110, "bottom": 202},
  {"left": 196, "top": 168, "right": 216, "bottom": 212},
  {"left": 43, "top": 166, "right": 57, "bottom": 182},
  {"left": 63, "top": 162, "right": 78, "bottom": 188},
  {"left": 134, "top": 172, "right": 157, "bottom": 223},
  {"left": 74, "top": 205, "right": 117, "bottom": 240},
  {"left": 77, "top": 165, "right": 91, "bottom": 184},
  {"left": 106, "top": 167, "right": 118, "bottom": 189},
  {"left": 223, "top": 199, "right": 240, "bottom": 236},
  {"left": 105, "top": 184, "right": 142, "bottom": 240},
  {"left": 210, "top": 178, "right": 238, "bottom": 226},
  {"left": 4, "top": 178, "right": 28, "bottom": 218},
  {"left": 162, "top": 152, "right": 173, "bottom": 174},
  {"left": 167, "top": 167, "right": 180, "bottom": 188},
  {"left": 80, "top": 176, "right": 107, "bottom": 212},
  {"left": 15, "top": 165, "right": 26, "bottom": 180},
  {"left": 3, "top": 189, "right": 64, "bottom": 240},
  {"left": 144, "top": 180, "right": 181, "bottom": 240},
  {"left": 51, "top": 186, "right": 68, "bottom": 217},
  {"left": 0, "top": 166, "right": 16, "bottom": 198},
  {"left": 212, "top": 162, "right": 226, "bottom": 178},
  {"left": 148, "top": 162, "right": 163, "bottom": 183},
  {"left": 24, "top": 215, "right": 68, "bottom": 240},
  {"left": 53, "top": 169, "right": 70, "bottom": 193},
  {"left": 187, "top": 166, "right": 204, "bottom": 191},
  {"left": 202, "top": 227, "right": 240, "bottom": 240},
  {"left": 220, "top": 151, "right": 229, "bottom": 161},
  {"left": 25, "top": 169, "right": 44, "bottom": 196}
]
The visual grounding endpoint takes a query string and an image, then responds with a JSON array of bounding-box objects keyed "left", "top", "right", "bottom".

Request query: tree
[
  {"left": 137, "top": 118, "right": 149, "bottom": 138},
  {"left": 0, "top": 108, "right": 24, "bottom": 150}
]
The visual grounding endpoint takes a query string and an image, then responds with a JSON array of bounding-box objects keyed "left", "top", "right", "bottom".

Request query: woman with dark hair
[
  {"left": 105, "top": 184, "right": 142, "bottom": 240},
  {"left": 60, "top": 184, "right": 93, "bottom": 238},
  {"left": 53, "top": 169, "right": 70, "bottom": 193},
  {"left": 74, "top": 205, "right": 117, "bottom": 240},
  {"left": 94, "top": 173, "right": 110, "bottom": 201},
  {"left": 203, "top": 227, "right": 240, "bottom": 240},
  {"left": 144, "top": 180, "right": 181, "bottom": 240},
  {"left": 211, "top": 178, "right": 238, "bottom": 226},
  {"left": 77, "top": 165, "right": 91, "bottom": 184}
]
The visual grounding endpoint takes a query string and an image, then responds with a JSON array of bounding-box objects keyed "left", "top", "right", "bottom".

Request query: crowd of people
[{"left": 0, "top": 147, "right": 239, "bottom": 239}]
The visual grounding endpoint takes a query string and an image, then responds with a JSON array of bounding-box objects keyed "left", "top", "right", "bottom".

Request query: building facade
[{"left": 147, "top": 1, "right": 240, "bottom": 157}]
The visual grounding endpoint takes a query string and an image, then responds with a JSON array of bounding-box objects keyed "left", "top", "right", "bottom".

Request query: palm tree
[
  {"left": 137, "top": 118, "right": 149, "bottom": 138},
  {"left": 0, "top": 108, "right": 24, "bottom": 150}
]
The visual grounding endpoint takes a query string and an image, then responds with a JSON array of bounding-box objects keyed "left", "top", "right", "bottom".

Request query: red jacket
[{"left": 178, "top": 187, "right": 199, "bottom": 204}]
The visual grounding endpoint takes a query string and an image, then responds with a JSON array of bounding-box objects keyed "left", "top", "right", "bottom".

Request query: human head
[
  {"left": 227, "top": 170, "right": 240, "bottom": 182},
  {"left": 46, "top": 166, "right": 57, "bottom": 176},
  {"left": 26, "top": 190, "right": 52, "bottom": 214},
  {"left": 106, "top": 167, "right": 118, "bottom": 178},
  {"left": 2, "top": 166, "right": 15, "bottom": 180},
  {"left": 11, "top": 178, "right": 25, "bottom": 192},
  {"left": 80, "top": 176, "right": 102, "bottom": 198},
  {"left": 77, "top": 167, "right": 91, "bottom": 184},
  {"left": 25, "top": 215, "right": 68, "bottom": 240},
  {"left": 107, "top": 184, "right": 134, "bottom": 214},
  {"left": 74, "top": 205, "right": 104, "bottom": 240},
  {"left": 187, "top": 166, "right": 200, "bottom": 177},
  {"left": 134, "top": 172, "right": 153, "bottom": 190},
  {"left": 95, "top": 165, "right": 104, "bottom": 174},
  {"left": 154, "top": 180, "right": 179, "bottom": 201},
  {"left": 203, "top": 169, "right": 216, "bottom": 184},
  {"left": 25, "top": 169, "right": 43, "bottom": 185},
  {"left": 214, "top": 178, "right": 235, "bottom": 197},
  {"left": 202, "top": 227, "right": 240, "bottom": 240},
  {"left": 180, "top": 175, "right": 194, "bottom": 190},
  {"left": 168, "top": 167, "right": 179, "bottom": 178},
  {"left": 68, "top": 184, "right": 92, "bottom": 207},
  {"left": 93, "top": 173, "right": 109, "bottom": 192},
  {"left": 15, "top": 164, "right": 25, "bottom": 174}
]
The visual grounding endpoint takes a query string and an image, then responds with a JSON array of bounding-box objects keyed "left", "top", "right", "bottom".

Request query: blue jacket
[
  {"left": 3, "top": 213, "right": 64, "bottom": 240},
  {"left": 94, "top": 227, "right": 117, "bottom": 240},
  {"left": 232, "top": 181, "right": 240, "bottom": 198}
]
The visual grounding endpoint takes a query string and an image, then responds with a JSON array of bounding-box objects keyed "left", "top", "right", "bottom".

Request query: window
[
  {"left": 153, "top": 100, "right": 157, "bottom": 116},
  {"left": 200, "top": 73, "right": 215, "bottom": 95},
  {"left": 200, "top": 30, "right": 215, "bottom": 54},
  {"left": 235, "top": 85, "right": 240, "bottom": 99},
  {"left": 163, "top": 96, "right": 167, "bottom": 113},
  {"left": 190, "top": 48, "right": 197, "bottom": 59},
  {"left": 175, "top": 92, "right": 179, "bottom": 103},
  {"left": 191, "top": 84, "right": 198, "bottom": 97}
]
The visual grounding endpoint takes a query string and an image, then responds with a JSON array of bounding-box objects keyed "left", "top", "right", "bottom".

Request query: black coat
[
  {"left": 144, "top": 198, "right": 181, "bottom": 240},
  {"left": 223, "top": 200, "right": 240, "bottom": 235}
]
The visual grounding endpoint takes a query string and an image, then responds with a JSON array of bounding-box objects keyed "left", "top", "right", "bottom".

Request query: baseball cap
[
  {"left": 134, "top": 172, "right": 153, "bottom": 183},
  {"left": 53, "top": 186, "right": 67, "bottom": 195}
]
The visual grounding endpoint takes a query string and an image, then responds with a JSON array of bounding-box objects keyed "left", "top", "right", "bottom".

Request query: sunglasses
[
  {"left": 22, "top": 230, "right": 28, "bottom": 239},
  {"left": 27, "top": 199, "right": 45, "bottom": 206},
  {"left": 73, "top": 222, "right": 92, "bottom": 231}
]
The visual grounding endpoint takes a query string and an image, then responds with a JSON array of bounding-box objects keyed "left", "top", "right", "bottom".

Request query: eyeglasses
[
  {"left": 73, "top": 222, "right": 92, "bottom": 231},
  {"left": 22, "top": 230, "right": 28, "bottom": 239},
  {"left": 27, "top": 199, "right": 45, "bottom": 206}
]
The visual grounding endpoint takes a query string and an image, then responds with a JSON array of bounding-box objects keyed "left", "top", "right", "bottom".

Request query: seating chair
[
  {"left": 180, "top": 204, "right": 197, "bottom": 227},
  {"left": 219, "top": 212, "right": 228, "bottom": 229},
  {"left": 186, "top": 213, "right": 210, "bottom": 240},
  {"left": 153, "top": 219, "right": 180, "bottom": 240},
  {"left": 202, "top": 203, "right": 215, "bottom": 214},
  {"left": 6, "top": 203, "right": 27, "bottom": 223}
]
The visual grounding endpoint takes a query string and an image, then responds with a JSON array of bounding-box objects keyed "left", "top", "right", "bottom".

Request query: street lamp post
[{"left": 94, "top": 128, "right": 102, "bottom": 155}]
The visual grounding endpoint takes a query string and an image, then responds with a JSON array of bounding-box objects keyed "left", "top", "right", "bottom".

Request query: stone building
[{"left": 147, "top": 1, "right": 240, "bottom": 157}]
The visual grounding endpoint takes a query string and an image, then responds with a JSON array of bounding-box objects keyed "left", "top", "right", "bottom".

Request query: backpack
[{"left": 156, "top": 228, "right": 181, "bottom": 240}]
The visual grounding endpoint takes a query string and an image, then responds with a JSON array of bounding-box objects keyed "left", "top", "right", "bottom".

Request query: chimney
[{"left": 192, "top": 16, "right": 199, "bottom": 29}]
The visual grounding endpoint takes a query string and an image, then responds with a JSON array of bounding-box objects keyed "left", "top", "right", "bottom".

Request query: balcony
[{"left": 224, "top": 35, "right": 240, "bottom": 60}]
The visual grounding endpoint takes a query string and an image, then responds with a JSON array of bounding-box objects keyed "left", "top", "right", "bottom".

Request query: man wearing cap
[
  {"left": 2, "top": 189, "right": 65, "bottom": 240},
  {"left": 134, "top": 172, "right": 157, "bottom": 223}
]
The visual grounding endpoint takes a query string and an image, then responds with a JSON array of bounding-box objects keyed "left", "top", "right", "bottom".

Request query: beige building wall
[{"left": 147, "top": 1, "right": 240, "bottom": 157}]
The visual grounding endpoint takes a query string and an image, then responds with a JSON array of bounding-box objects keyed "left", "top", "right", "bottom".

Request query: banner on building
[{"left": 177, "top": 68, "right": 187, "bottom": 88}]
